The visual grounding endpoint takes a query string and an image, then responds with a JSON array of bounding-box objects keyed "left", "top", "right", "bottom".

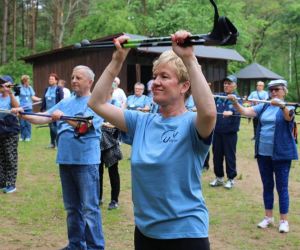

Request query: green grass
[{"left": 0, "top": 120, "right": 300, "bottom": 250}]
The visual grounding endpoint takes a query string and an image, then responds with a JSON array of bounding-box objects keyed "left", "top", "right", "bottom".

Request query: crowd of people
[{"left": 0, "top": 29, "right": 298, "bottom": 249}]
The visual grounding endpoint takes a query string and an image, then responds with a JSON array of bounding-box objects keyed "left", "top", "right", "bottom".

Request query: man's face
[
  {"left": 223, "top": 80, "right": 236, "bottom": 94},
  {"left": 134, "top": 85, "right": 144, "bottom": 97},
  {"left": 256, "top": 82, "right": 264, "bottom": 91},
  {"left": 71, "top": 69, "right": 92, "bottom": 96}
]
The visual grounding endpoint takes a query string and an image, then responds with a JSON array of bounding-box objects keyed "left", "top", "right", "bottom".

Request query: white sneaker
[
  {"left": 210, "top": 177, "right": 224, "bottom": 187},
  {"left": 279, "top": 220, "right": 289, "bottom": 233},
  {"left": 224, "top": 179, "right": 235, "bottom": 189},
  {"left": 257, "top": 217, "right": 275, "bottom": 229}
]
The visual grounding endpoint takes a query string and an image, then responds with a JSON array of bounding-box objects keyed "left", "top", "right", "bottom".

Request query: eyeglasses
[{"left": 269, "top": 87, "right": 283, "bottom": 92}]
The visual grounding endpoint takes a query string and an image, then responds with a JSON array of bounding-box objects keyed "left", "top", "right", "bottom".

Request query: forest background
[{"left": 0, "top": 0, "right": 299, "bottom": 101}]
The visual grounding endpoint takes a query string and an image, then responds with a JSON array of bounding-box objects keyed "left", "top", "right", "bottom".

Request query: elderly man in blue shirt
[{"left": 16, "top": 65, "right": 105, "bottom": 250}]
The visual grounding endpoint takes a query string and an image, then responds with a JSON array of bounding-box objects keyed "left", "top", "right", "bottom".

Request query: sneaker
[
  {"left": 257, "top": 216, "right": 274, "bottom": 229},
  {"left": 279, "top": 220, "right": 289, "bottom": 233},
  {"left": 19, "top": 138, "right": 24, "bottom": 142},
  {"left": 3, "top": 185, "right": 17, "bottom": 194},
  {"left": 210, "top": 177, "right": 224, "bottom": 187},
  {"left": 25, "top": 138, "right": 31, "bottom": 142},
  {"left": 224, "top": 179, "right": 235, "bottom": 189},
  {"left": 46, "top": 144, "right": 55, "bottom": 149},
  {"left": 108, "top": 200, "right": 119, "bottom": 210}
]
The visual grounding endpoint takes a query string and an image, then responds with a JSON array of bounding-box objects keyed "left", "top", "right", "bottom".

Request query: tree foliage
[{"left": 0, "top": 0, "right": 299, "bottom": 101}]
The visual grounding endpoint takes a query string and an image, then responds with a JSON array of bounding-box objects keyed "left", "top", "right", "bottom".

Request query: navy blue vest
[{"left": 255, "top": 104, "right": 298, "bottom": 160}]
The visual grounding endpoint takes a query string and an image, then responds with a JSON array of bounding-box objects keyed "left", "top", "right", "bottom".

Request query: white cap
[{"left": 267, "top": 79, "right": 287, "bottom": 89}]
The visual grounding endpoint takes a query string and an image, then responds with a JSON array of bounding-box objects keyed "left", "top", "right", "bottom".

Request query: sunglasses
[
  {"left": 0, "top": 83, "right": 13, "bottom": 88},
  {"left": 269, "top": 87, "right": 283, "bottom": 92}
]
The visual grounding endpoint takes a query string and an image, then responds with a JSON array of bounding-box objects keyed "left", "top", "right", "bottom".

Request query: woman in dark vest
[
  {"left": 228, "top": 79, "right": 298, "bottom": 234},
  {"left": 40, "top": 73, "right": 64, "bottom": 148}
]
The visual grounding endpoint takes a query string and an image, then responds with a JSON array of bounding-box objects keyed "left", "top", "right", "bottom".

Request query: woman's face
[
  {"left": 269, "top": 85, "right": 285, "bottom": 100},
  {"left": 48, "top": 76, "right": 57, "bottom": 86},
  {"left": 23, "top": 78, "right": 30, "bottom": 86},
  {"left": 152, "top": 63, "right": 186, "bottom": 105},
  {"left": 0, "top": 83, "right": 12, "bottom": 95}
]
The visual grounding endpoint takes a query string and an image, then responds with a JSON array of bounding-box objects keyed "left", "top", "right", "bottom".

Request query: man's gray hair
[{"left": 73, "top": 65, "right": 95, "bottom": 81}]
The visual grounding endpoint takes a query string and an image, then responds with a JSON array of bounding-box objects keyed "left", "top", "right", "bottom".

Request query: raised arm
[
  {"left": 88, "top": 36, "right": 130, "bottom": 132},
  {"left": 172, "top": 31, "right": 216, "bottom": 138},
  {"left": 9, "top": 91, "right": 19, "bottom": 108}
]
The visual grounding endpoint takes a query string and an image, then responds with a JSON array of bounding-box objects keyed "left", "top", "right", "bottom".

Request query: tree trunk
[
  {"left": 13, "top": 0, "right": 17, "bottom": 61},
  {"left": 1, "top": 0, "right": 9, "bottom": 64},
  {"left": 293, "top": 34, "right": 300, "bottom": 100}
]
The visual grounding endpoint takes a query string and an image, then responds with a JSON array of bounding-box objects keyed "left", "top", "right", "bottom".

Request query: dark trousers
[
  {"left": 212, "top": 132, "right": 237, "bottom": 180},
  {"left": 204, "top": 152, "right": 210, "bottom": 169},
  {"left": 99, "top": 161, "right": 120, "bottom": 202},
  {"left": 48, "top": 121, "right": 57, "bottom": 146},
  {"left": 257, "top": 155, "right": 291, "bottom": 214},
  {"left": 134, "top": 227, "right": 210, "bottom": 250},
  {"left": 253, "top": 117, "right": 258, "bottom": 138}
]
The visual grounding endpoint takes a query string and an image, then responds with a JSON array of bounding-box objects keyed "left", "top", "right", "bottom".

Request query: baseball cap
[
  {"left": 267, "top": 79, "right": 287, "bottom": 89},
  {"left": 224, "top": 75, "right": 237, "bottom": 83},
  {"left": 0, "top": 75, "right": 14, "bottom": 84}
]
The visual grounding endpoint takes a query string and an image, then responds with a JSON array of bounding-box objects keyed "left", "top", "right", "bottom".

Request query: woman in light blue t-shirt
[
  {"left": 18, "top": 75, "right": 41, "bottom": 141},
  {"left": 89, "top": 30, "right": 216, "bottom": 250},
  {"left": 228, "top": 79, "right": 298, "bottom": 234}
]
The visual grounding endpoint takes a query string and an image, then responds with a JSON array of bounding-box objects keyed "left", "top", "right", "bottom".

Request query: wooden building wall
[{"left": 27, "top": 49, "right": 228, "bottom": 99}]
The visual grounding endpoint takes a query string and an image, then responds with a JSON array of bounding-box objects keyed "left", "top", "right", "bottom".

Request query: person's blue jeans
[
  {"left": 20, "top": 109, "right": 32, "bottom": 140},
  {"left": 257, "top": 155, "right": 291, "bottom": 214},
  {"left": 59, "top": 164, "right": 105, "bottom": 250}
]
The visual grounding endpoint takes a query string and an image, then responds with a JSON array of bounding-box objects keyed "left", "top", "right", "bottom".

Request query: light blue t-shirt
[
  {"left": 185, "top": 95, "right": 195, "bottom": 111},
  {"left": 123, "top": 110, "right": 211, "bottom": 239},
  {"left": 126, "top": 94, "right": 150, "bottom": 110},
  {"left": 45, "top": 86, "right": 57, "bottom": 110},
  {"left": 253, "top": 103, "right": 294, "bottom": 156},
  {"left": 0, "top": 95, "right": 11, "bottom": 109},
  {"left": 47, "top": 95, "right": 103, "bottom": 165},
  {"left": 19, "top": 85, "right": 35, "bottom": 109},
  {"left": 248, "top": 90, "right": 269, "bottom": 101}
]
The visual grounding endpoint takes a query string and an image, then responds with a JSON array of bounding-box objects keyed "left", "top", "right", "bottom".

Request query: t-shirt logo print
[{"left": 161, "top": 130, "right": 179, "bottom": 143}]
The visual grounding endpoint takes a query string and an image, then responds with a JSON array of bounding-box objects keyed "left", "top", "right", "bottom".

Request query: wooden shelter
[
  {"left": 236, "top": 62, "right": 284, "bottom": 96},
  {"left": 22, "top": 33, "right": 245, "bottom": 97}
]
